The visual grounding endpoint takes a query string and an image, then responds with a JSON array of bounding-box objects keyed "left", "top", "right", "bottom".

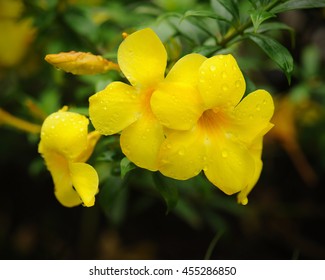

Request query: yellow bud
[{"left": 44, "top": 51, "right": 120, "bottom": 75}]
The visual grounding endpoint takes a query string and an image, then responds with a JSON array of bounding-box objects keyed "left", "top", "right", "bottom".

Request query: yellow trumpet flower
[{"left": 38, "top": 108, "right": 100, "bottom": 207}]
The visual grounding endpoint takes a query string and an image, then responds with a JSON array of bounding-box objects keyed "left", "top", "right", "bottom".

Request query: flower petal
[
  {"left": 232, "top": 89, "right": 274, "bottom": 144},
  {"left": 120, "top": 114, "right": 165, "bottom": 171},
  {"left": 151, "top": 54, "right": 206, "bottom": 130},
  {"left": 70, "top": 162, "right": 99, "bottom": 207},
  {"left": 204, "top": 134, "right": 255, "bottom": 195},
  {"left": 151, "top": 82, "right": 203, "bottom": 130},
  {"left": 75, "top": 130, "right": 101, "bottom": 162},
  {"left": 158, "top": 126, "right": 205, "bottom": 180},
  {"left": 198, "top": 54, "right": 245, "bottom": 109},
  {"left": 118, "top": 28, "right": 167, "bottom": 88},
  {"left": 89, "top": 81, "right": 140, "bottom": 135},
  {"left": 42, "top": 151, "right": 82, "bottom": 207},
  {"left": 165, "top": 53, "right": 206, "bottom": 86},
  {"left": 237, "top": 137, "right": 263, "bottom": 205},
  {"left": 40, "top": 111, "right": 89, "bottom": 160}
]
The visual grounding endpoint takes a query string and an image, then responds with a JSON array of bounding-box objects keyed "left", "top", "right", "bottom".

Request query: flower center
[
  {"left": 198, "top": 108, "right": 229, "bottom": 141},
  {"left": 140, "top": 87, "right": 155, "bottom": 117}
]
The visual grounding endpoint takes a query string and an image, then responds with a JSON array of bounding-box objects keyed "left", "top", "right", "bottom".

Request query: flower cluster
[
  {"left": 39, "top": 107, "right": 100, "bottom": 207},
  {"left": 89, "top": 28, "right": 274, "bottom": 204}
]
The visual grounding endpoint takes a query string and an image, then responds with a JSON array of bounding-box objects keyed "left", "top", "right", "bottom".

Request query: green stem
[{"left": 218, "top": 0, "right": 284, "bottom": 49}]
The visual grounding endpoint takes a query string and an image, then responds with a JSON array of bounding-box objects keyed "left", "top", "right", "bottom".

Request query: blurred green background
[{"left": 1, "top": 0, "right": 325, "bottom": 259}]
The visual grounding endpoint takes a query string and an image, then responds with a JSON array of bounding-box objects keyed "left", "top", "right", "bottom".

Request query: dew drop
[
  {"left": 235, "top": 80, "right": 241, "bottom": 88},
  {"left": 222, "top": 85, "right": 229, "bottom": 92},
  {"left": 256, "top": 104, "right": 261, "bottom": 111},
  {"left": 210, "top": 65, "right": 216, "bottom": 72},
  {"left": 178, "top": 149, "right": 185, "bottom": 156},
  {"left": 221, "top": 150, "right": 228, "bottom": 158},
  {"left": 221, "top": 71, "right": 227, "bottom": 79},
  {"left": 262, "top": 99, "right": 267, "bottom": 105}
]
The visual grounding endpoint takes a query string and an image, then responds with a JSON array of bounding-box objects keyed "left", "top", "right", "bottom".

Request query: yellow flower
[
  {"left": 0, "top": 0, "right": 36, "bottom": 67},
  {"left": 150, "top": 54, "right": 274, "bottom": 203},
  {"left": 39, "top": 108, "right": 100, "bottom": 207},
  {"left": 89, "top": 28, "right": 167, "bottom": 171}
]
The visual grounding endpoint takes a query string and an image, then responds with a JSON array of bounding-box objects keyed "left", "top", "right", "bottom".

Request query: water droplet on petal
[
  {"left": 221, "top": 150, "right": 228, "bottom": 158},
  {"left": 256, "top": 104, "right": 261, "bottom": 111},
  {"left": 235, "top": 80, "right": 241, "bottom": 88},
  {"left": 210, "top": 65, "right": 216, "bottom": 72},
  {"left": 178, "top": 149, "right": 185, "bottom": 156},
  {"left": 222, "top": 71, "right": 227, "bottom": 79},
  {"left": 222, "top": 85, "right": 229, "bottom": 92}
]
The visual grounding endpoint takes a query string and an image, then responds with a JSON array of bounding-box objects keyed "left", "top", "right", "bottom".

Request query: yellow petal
[
  {"left": 237, "top": 137, "right": 263, "bottom": 205},
  {"left": 75, "top": 130, "right": 101, "bottom": 162},
  {"left": 151, "top": 82, "right": 203, "bottom": 130},
  {"left": 42, "top": 151, "right": 82, "bottom": 207},
  {"left": 232, "top": 89, "right": 274, "bottom": 144},
  {"left": 204, "top": 134, "right": 255, "bottom": 195},
  {"left": 118, "top": 28, "right": 167, "bottom": 88},
  {"left": 198, "top": 54, "right": 245, "bottom": 109},
  {"left": 89, "top": 82, "right": 140, "bottom": 135},
  {"left": 120, "top": 114, "right": 164, "bottom": 171},
  {"left": 69, "top": 162, "right": 99, "bottom": 207},
  {"left": 40, "top": 111, "right": 89, "bottom": 160},
  {"left": 158, "top": 126, "right": 205, "bottom": 179},
  {"left": 165, "top": 53, "right": 206, "bottom": 86},
  {"left": 151, "top": 54, "right": 206, "bottom": 130}
]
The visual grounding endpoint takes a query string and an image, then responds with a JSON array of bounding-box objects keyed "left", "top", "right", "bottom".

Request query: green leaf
[
  {"left": 152, "top": 172, "right": 179, "bottom": 213},
  {"left": 271, "top": 0, "right": 325, "bottom": 13},
  {"left": 250, "top": 10, "right": 276, "bottom": 32},
  {"left": 98, "top": 175, "right": 128, "bottom": 225},
  {"left": 217, "top": 0, "right": 240, "bottom": 22},
  {"left": 120, "top": 157, "right": 137, "bottom": 178},
  {"left": 193, "top": 45, "right": 222, "bottom": 56},
  {"left": 247, "top": 33, "right": 294, "bottom": 83},
  {"left": 182, "top": 10, "right": 230, "bottom": 22},
  {"left": 246, "top": 22, "right": 296, "bottom": 47},
  {"left": 246, "top": 22, "right": 294, "bottom": 33}
]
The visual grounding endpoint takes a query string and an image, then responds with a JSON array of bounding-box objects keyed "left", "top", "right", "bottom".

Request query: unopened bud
[{"left": 45, "top": 51, "right": 119, "bottom": 75}]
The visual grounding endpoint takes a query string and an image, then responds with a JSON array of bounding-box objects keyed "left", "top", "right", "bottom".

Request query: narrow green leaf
[
  {"left": 250, "top": 10, "right": 276, "bottom": 32},
  {"left": 193, "top": 45, "right": 222, "bottom": 56},
  {"left": 248, "top": 0, "right": 257, "bottom": 9},
  {"left": 183, "top": 10, "right": 230, "bottom": 22},
  {"left": 271, "top": 0, "right": 325, "bottom": 13},
  {"left": 246, "top": 22, "right": 294, "bottom": 33},
  {"left": 217, "top": 0, "right": 240, "bottom": 22},
  {"left": 152, "top": 172, "right": 179, "bottom": 213},
  {"left": 246, "top": 22, "right": 295, "bottom": 47},
  {"left": 247, "top": 33, "right": 294, "bottom": 83},
  {"left": 120, "top": 157, "right": 136, "bottom": 178}
]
